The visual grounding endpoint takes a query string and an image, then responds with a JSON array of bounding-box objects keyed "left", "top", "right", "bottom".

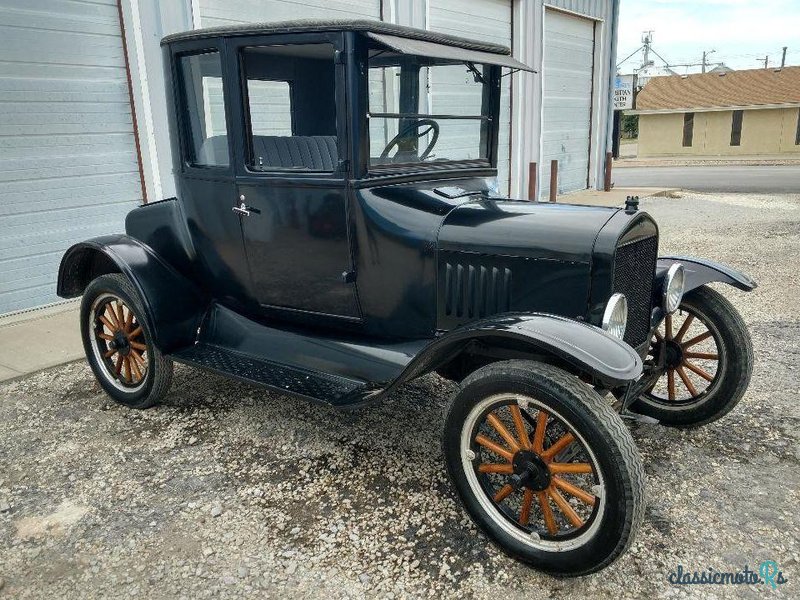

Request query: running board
[{"left": 171, "top": 343, "right": 372, "bottom": 405}]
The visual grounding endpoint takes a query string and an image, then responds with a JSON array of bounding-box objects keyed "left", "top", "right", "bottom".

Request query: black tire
[
  {"left": 631, "top": 285, "right": 752, "bottom": 427},
  {"left": 81, "top": 273, "right": 173, "bottom": 409},
  {"left": 443, "top": 360, "right": 645, "bottom": 576}
]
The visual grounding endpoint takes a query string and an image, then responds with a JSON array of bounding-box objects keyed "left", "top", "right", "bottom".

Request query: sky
[{"left": 616, "top": 0, "right": 800, "bottom": 74}]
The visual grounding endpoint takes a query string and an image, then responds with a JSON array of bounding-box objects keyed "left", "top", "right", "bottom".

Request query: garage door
[
  {"left": 0, "top": 0, "right": 142, "bottom": 314},
  {"left": 197, "top": 0, "right": 381, "bottom": 27},
  {"left": 429, "top": 0, "right": 512, "bottom": 195},
  {"left": 541, "top": 9, "right": 595, "bottom": 197}
]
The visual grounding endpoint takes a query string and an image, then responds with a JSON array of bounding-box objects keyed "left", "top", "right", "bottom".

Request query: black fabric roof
[{"left": 160, "top": 18, "right": 511, "bottom": 55}]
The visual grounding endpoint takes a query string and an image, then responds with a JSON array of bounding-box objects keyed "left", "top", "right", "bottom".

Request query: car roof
[{"left": 160, "top": 18, "right": 511, "bottom": 56}]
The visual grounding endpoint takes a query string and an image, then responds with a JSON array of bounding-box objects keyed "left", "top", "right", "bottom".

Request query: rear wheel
[
  {"left": 81, "top": 274, "right": 173, "bottom": 409},
  {"left": 443, "top": 360, "right": 645, "bottom": 576},
  {"left": 632, "top": 285, "right": 752, "bottom": 427}
]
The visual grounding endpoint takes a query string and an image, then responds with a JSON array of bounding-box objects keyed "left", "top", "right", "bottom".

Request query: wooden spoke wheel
[
  {"left": 444, "top": 361, "right": 644, "bottom": 576},
  {"left": 91, "top": 293, "right": 149, "bottom": 389},
  {"left": 631, "top": 286, "right": 753, "bottom": 428},
  {"left": 80, "top": 274, "right": 173, "bottom": 409},
  {"left": 469, "top": 399, "right": 601, "bottom": 540},
  {"left": 646, "top": 305, "right": 721, "bottom": 405}
]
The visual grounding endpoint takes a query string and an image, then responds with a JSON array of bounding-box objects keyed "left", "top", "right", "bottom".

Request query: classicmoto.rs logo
[{"left": 667, "top": 561, "right": 788, "bottom": 589}]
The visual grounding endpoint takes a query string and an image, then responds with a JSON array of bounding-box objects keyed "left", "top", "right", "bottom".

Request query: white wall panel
[
  {"left": 198, "top": 0, "right": 381, "bottom": 27},
  {"left": 428, "top": 0, "right": 512, "bottom": 194},
  {"left": 540, "top": 8, "right": 595, "bottom": 196},
  {"left": 0, "top": 0, "right": 141, "bottom": 313}
]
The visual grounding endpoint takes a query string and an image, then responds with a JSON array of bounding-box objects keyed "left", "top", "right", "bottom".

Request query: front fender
[
  {"left": 658, "top": 255, "right": 757, "bottom": 293},
  {"left": 384, "top": 312, "right": 642, "bottom": 392},
  {"left": 57, "top": 235, "right": 207, "bottom": 352}
]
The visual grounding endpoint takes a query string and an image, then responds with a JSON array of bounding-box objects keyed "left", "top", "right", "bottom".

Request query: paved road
[{"left": 614, "top": 164, "right": 800, "bottom": 192}]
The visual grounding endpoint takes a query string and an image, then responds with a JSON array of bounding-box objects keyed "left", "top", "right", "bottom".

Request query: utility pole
[
  {"left": 701, "top": 49, "right": 715, "bottom": 73},
  {"left": 781, "top": 46, "right": 787, "bottom": 68}
]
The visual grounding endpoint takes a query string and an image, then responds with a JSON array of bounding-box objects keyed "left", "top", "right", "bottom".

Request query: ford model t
[{"left": 57, "top": 20, "right": 755, "bottom": 575}]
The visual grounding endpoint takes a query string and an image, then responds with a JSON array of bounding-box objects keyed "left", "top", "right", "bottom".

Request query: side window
[
  {"left": 242, "top": 44, "right": 337, "bottom": 172},
  {"left": 179, "top": 51, "right": 228, "bottom": 167},
  {"left": 730, "top": 109, "right": 743, "bottom": 146},
  {"left": 682, "top": 112, "right": 694, "bottom": 147}
]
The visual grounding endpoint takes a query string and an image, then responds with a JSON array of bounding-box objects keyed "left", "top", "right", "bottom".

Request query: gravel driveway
[{"left": 1, "top": 192, "right": 798, "bottom": 599}]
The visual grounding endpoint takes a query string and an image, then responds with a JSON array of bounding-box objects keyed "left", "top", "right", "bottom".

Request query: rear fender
[
  {"left": 384, "top": 312, "right": 643, "bottom": 393},
  {"left": 57, "top": 235, "right": 207, "bottom": 352},
  {"left": 658, "top": 256, "right": 757, "bottom": 293}
]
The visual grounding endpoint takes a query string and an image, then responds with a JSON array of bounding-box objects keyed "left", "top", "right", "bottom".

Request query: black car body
[{"left": 56, "top": 20, "right": 756, "bottom": 575}]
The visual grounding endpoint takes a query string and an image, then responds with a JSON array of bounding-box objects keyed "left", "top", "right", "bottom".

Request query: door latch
[{"left": 232, "top": 202, "right": 250, "bottom": 216}]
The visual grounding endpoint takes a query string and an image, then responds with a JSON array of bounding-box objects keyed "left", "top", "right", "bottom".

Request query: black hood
[
  {"left": 438, "top": 200, "right": 619, "bottom": 263},
  {"left": 435, "top": 199, "right": 622, "bottom": 330}
]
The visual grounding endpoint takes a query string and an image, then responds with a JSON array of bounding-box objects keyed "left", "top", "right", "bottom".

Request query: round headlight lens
[
  {"left": 663, "top": 263, "right": 686, "bottom": 314},
  {"left": 602, "top": 293, "right": 628, "bottom": 340}
]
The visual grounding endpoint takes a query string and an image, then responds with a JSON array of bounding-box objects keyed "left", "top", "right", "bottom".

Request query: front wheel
[
  {"left": 443, "top": 360, "right": 645, "bottom": 576},
  {"left": 80, "top": 273, "right": 173, "bottom": 409},
  {"left": 631, "top": 285, "right": 753, "bottom": 427}
]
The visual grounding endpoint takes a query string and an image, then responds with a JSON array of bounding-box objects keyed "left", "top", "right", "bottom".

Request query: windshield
[{"left": 368, "top": 51, "right": 493, "bottom": 170}]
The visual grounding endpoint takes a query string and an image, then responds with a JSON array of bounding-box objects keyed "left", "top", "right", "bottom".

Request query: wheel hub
[
  {"left": 663, "top": 340, "right": 684, "bottom": 368},
  {"left": 511, "top": 450, "right": 551, "bottom": 491},
  {"left": 112, "top": 330, "right": 131, "bottom": 355}
]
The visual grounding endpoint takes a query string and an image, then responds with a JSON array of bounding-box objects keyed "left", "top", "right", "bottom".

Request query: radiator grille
[
  {"left": 444, "top": 262, "right": 512, "bottom": 319},
  {"left": 613, "top": 235, "right": 658, "bottom": 347}
]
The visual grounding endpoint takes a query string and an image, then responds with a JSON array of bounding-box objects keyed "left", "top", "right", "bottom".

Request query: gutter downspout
[
  {"left": 116, "top": 0, "right": 148, "bottom": 203},
  {"left": 603, "top": 0, "right": 621, "bottom": 189}
]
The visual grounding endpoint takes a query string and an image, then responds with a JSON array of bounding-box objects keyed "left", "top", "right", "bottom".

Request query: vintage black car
[{"left": 57, "top": 20, "right": 755, "bottom": 576}]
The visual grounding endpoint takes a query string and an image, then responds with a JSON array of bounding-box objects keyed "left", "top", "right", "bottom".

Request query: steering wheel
[{"left": 379, "top": 118, "right": 440, "bottom": 161}]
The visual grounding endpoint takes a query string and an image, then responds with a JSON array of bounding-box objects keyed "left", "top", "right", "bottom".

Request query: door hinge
[{"left": 341, "top": 270, "right": 357, "bottom": 284}]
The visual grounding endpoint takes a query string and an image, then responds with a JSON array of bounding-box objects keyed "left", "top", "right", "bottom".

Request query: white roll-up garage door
[
  {"left": 541, "top": 9, "right": 595, "bottom": 197},
  {"left": 0, "top": 0, "right": 142, "bottom": 314},
  {"left": 428, "top": 0, "right": 512, "bottom": 194},
  {"left": 197, "top": 0, "right": 381, "bottom": 27}
]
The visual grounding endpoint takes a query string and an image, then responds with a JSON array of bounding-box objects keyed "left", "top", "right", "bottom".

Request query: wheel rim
[
  {"left": 646, "top": 306, "right": 723, "bottom": 406},
  {"left": 88, "top": 293, "right": 149, "bottom": 392},
  {"left": 460, "top": 394, "right": 606, "bottom": 551}
]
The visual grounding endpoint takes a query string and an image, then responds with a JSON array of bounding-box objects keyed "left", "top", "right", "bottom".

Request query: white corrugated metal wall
[
  {"left": 510, "top": 0, "right": 616, "bottom": 199},
  {"left": 540, "top": 9, "right": 596, "bottom": 196},
  {"left": 0, "top": 0, "right": 617, "bottom": 313},
  {"left": 428, "top": 0, "right": 512, "bottom": 194},
  {"left": 197, "top": 0, "right": 382, "bottom": 27},
  {"left": 0, "top": 0, "right": 142, "bottom": 314}
]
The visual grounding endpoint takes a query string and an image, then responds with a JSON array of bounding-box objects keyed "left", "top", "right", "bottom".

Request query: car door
[
  {"left": 171, "top": 40, "right": 253, "bottom": 307},
  {"left": 227, "top": 34, "right": 361, "bottom": 323}
]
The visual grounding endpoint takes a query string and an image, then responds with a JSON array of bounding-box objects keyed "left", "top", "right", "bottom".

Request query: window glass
[
  {"left": 247, "top": 80, "right": 292, "bottom": 136},
  {"left": 179, "top": 52, "right": 228, "bottom": 167},
  {"left": 368, "top": 52, "right": 491, "bottom": 169},
  {"left": 730, "top": 110, "right": 743, "bottom": 146},
  {"left": 242, "top": 44, "right": 337, "bottom": 172},
  {"left": 796, "top": 108, "right": 800, "bottom": 145},
  {"left": 682, "top": 112, "right": 694, "bottom": 147}
]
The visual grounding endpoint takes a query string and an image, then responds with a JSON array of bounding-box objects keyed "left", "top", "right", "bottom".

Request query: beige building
[{"left": 632, "top": 66, "right": 800, "bottom": 157}]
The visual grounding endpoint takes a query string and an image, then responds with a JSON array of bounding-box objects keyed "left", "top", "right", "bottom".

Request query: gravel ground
[{"left": 1, "top": 192, "right": 798, "bottom": 599}]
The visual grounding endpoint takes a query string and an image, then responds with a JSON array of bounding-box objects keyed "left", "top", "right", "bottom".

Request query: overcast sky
[{"left": 616, "top": 0, "right": 800, "bottom": 74}]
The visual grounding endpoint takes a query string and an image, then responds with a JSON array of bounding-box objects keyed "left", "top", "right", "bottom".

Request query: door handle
[{"left": 232, "top": 202, "right": 251, "bottom": 216}]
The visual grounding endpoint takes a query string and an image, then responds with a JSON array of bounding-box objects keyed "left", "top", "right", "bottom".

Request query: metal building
[{"left": 0, "top": 0, "right": 619, "bottom": 314}]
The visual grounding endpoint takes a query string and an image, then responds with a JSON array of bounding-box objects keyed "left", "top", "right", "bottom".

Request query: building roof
[
  {"left": 161, "top": 19, "right": 510, "bottom": 55},
  {"left": 635, "top": 65, "right": 800, "bottom": 112}
]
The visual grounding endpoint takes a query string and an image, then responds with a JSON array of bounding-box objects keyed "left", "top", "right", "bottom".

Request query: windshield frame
[{"left": 359, "top": 42, "right": 502, "bottom": 178}]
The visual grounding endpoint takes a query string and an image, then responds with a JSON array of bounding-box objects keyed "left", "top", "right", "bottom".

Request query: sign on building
[{"left": 613, "top": 74, "right": 635, "bottom": 110}]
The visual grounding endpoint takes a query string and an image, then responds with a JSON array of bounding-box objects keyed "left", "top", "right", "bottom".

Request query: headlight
[
  {"left": 663, "top": 263, "right": 686, "bottom": 314},
  {"left": 602, "top": 293, "right": 628, "bottom": 340}
]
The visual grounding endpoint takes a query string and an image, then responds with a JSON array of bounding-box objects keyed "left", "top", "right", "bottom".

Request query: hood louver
[{"left": 443, "top": 260, "right": 512, "bottom": 320}]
